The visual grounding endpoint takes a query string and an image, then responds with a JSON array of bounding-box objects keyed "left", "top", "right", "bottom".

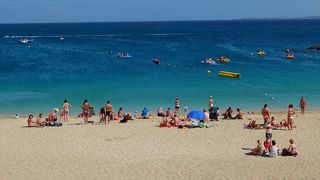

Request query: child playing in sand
[
  {"left": 251, "top": 140, "right": 263, "bottom": 156},
  {"left": 282, "top": 139, "right": 298, "bottom": 156}
]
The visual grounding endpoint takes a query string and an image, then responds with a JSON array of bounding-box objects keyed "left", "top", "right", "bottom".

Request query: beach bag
[
  {"left": 199, "top": 122, "right": 207, "bottom": 128},
  {"left": 191, "top": 119, "right": 200, "bottom": 127}
]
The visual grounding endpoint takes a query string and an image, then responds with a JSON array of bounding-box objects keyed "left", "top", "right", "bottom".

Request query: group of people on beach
[
  {"left": 27, "top": 99, "right": 71, "bottom": 127},
  {"left": 250, "top": 138, "right": 298, "bottom": 157},
  {"left": 157, "top": 96, "right": 245, "bottom": 128},
  {"left": 246, "top": 96, "right": 307, "bottom": 157},
  {"left": 25, "top": 96, "right": 246, "bottom": 128}
]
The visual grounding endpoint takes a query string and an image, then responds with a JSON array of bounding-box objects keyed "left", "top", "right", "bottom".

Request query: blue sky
[{"left": 0, "top": 0, "right": 319, "bottom": 23}]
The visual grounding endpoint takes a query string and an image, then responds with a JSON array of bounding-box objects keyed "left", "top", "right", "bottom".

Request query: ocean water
[{"left": 0, "top": 20, "right": 320, "bottom": 115}]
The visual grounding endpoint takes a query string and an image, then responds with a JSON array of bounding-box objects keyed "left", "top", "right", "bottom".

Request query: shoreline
[{"left": 1, "top": 108, "right": 318, "bottom": 120}]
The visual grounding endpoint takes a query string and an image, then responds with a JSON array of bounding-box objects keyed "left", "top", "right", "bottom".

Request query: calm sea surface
[{"left": 0, "top": 20, "right": 319, "bottom": 115}]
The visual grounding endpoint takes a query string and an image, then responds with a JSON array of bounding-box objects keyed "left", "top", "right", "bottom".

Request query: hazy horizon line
[{"left": 1, "top": 15, "right": 319, "bottom": 25}]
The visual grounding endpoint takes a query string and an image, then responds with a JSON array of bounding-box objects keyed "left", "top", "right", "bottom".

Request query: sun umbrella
[{"left": 187, "top": 111, "right": 205, "bottom": 120}]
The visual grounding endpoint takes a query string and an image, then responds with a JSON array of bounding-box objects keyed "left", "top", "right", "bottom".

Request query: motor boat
[
  {"left": 19, "top": 38, "right": 32, "bottom": 44},
  {"left": 117, "top": 52, "right": 131, "bottom": 59},
  {"left": 201, "top": 57, "right": 216, "bottom": 65}
]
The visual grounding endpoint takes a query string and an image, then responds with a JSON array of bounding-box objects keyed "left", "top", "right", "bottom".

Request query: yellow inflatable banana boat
[{"left": 218, "top": 71, "right": 240, "bottom": 78}]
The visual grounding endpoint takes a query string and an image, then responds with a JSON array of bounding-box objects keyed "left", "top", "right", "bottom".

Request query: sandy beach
[{"left": 1, "top": 110, "right": 320, "bottom": 180}]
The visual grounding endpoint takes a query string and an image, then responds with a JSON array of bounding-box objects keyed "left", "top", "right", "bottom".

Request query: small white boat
[
  {"left": 60, "top": 37, "right": 64, "bottom": 40},
  {"left": 117, "top": 52, "right": 132, "bottom": 59},
  {"left": 19, "top": 38, "right": 32, "bottom": 44},
  {"left": 201, "top": 57, "right": 216, "bottom": 65},
  {"left": 3, "top": 35, "right": 10, "bottom": 38}
]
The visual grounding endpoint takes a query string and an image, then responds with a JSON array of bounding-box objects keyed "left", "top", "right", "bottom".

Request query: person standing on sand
[
  {"left": 81, "top": 99, "right": 92, "bottom": 124},
  {"left": 208, "top": 96, "right": 214, "bottom": 110},
  {"left": 104, "top": 100, "right": 113, "bottom": 124},
  {"left": 299, "top": 96, "right": 307, "bottom": 115},
  {"left": 261, "top": 104, "right": 270, "bottom": 124},
  {"left": 287, "top": 104, "right": 295, "bottom": 130},
  {"left": 175, "top": 97, "right": 180, "bottom": 114},
  {"left": 61, "top": 99, "right": 71, "bottom": 122}
]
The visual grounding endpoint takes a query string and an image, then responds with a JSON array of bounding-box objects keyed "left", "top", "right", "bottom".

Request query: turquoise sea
[{"left": 0, "top": 20, "right": 320, "bottom": 115}]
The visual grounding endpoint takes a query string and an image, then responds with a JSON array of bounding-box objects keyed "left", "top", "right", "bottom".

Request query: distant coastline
[{"left": 1, "top": 16, "right": 320, "bottom": 25}]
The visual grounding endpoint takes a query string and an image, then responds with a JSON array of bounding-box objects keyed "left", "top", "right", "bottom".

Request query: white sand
[{"left": 1, "top": 110, "right": 320, "bottom": 180}]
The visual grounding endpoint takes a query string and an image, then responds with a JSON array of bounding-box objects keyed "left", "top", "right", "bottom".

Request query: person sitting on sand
[
  {"left": 203, "top": 109, "right": 209, "bottom": 123},
  {"left": 48, "top": 108, "right": 59, "bottom": 121},
  {"left": 281, "top": 139, "right": 298, "bottom": 156},
  {"left": 247, "top": 120, "right": 264, "bottom": 129},
  {"left": 46, "top": 108, "right": 61, "bottom": 126},
  {"left": 287, "top": 104, "right": 295, "bottom": 130},
  {"left": 160, "top": 113, "right": 180, "bottom": 127},
  {"left": 251, "top": 140, "right": 264, "bottom": 156},
  {"left": 270, "top": 116, "right": 279, "bottom": 128},
  {"left": 248, "top": 120, "right": 257, "bottom": 128},
  {"left": 269, "top": 140, "right": 279, "bottom": 157},
  {"left": 120, "top": 112, "right": 133, "bottom": 123},
  {"left": 36, "top": 113, "right": 46, "bottom": 126},
  {"left": 157, "top": 107, "right": 165, "bottom": 117},
  {"left": 263, "top": 137, "right": 272, "bottom": 155},
  {"left": 172, "top": 113, "right": 180, "bottom": 126},
  {"left": 223, "top": 107, "right": 233, "bottom": 119},
  {"left": 118, "top": 107, "right": 124, "bottom": 119},
  {"left": 233, "top": 108, "right": 244, "bottom": 119},
  {"left": 165, "top": 108, "right": 173, "bottom": 118},
  {"left": 279, "top": 118, "right": 286, "bottom": 124},
  {"left": 141, "top": 107, "right": 149, "bottom": 119},
  {"left": 261, "top": 104, "right": 270, "bottom": 123},
  {"left": 160, "top": 116, "right": 170, "bottom": 127},
  {"left": 209, "top": 107, "right": 220, "bottom": 121},
  {"left": 27, "top": 115, "right": 38, "bottom": 127}
]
